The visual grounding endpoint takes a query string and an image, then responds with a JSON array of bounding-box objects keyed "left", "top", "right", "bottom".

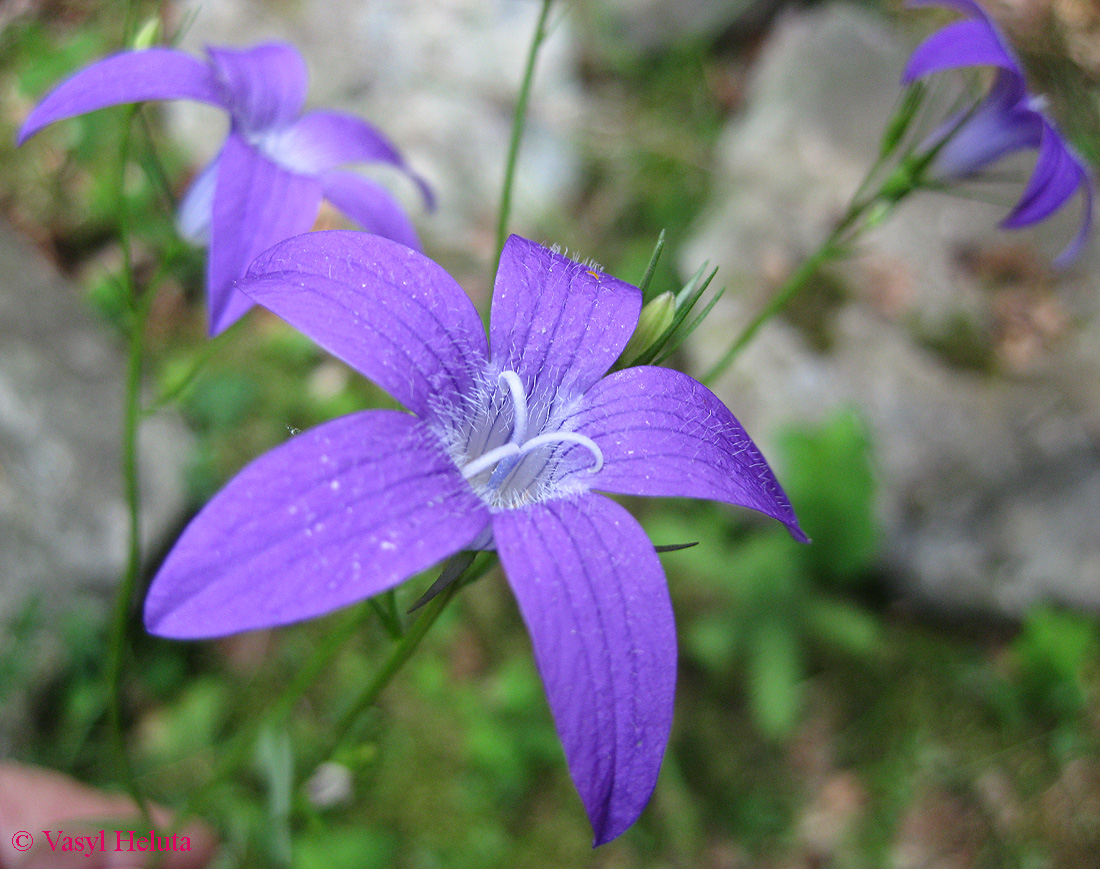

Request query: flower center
[{"left": 448, "top": 369, "right": 602, "bottom": 509}]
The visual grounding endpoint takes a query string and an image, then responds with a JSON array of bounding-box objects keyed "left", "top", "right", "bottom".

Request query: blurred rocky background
[{"left": 2, "top": 0, "right": 1099, "bottom": 866}]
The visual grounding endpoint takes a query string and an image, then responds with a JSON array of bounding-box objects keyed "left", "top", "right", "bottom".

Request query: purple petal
[
  {"left": 490, "top": 236, "right": 642, "bottom": 396},
  {"left": 145, "top": 410, "right": 490, "bottom": 638},
  {"left": 1053, "top": 171, "right": 1094, "bottom": 267},
  {"left": 1002, "top": 119, "right": 1086, "bottom": 226},
  {"left": 903, "top": 18, "right": 1024, "bottom": 91},
  {"left": 930, "top": 74, "right": 1042, "bottom": 179},
  {"left": 572, "top": 365, "right": 807, "bottom": 542},
  {"left": 207, "top": 133, "right": 323, "bottom": 334},
  {"left": 321, "top": 169, "right": 421, "bottom": 251},
  {"left": 177, "top": 155, "right": 220, "bottom": 244},
  {"left": 237, "top": 231, "right": 489, "bottom": 418},
  {"left": 206, "top": 42, "right": 307, "bottom": 133},
  {"left": 274, "top": 110, "right": 434, "bottom": 208},
  {"left": 1001, "top": 120, "right": 1094, "bottom": 265},
  {"left": 17, "top": 48, "right": 223, "bottom": 144},
  {"left": 493, "top": 494, "right": 676, "bottom": 846}
]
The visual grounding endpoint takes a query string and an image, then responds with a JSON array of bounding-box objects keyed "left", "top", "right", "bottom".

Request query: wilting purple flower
[
  {"left": 144, "top": 232, "right": 805, "bottom": 844},
  {"left": 18, "top": 42, "right": 430, "bottom": 333},
  {"left": 903, "top": 0, "right": 1093, "bottom": 263}
]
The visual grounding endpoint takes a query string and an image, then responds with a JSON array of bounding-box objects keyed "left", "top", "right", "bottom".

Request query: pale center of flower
[{"left": 447, "top": 369, "right": 602, "bottom": 509}]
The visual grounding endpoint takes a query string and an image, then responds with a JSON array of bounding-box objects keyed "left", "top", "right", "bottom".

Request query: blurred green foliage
[
  {"left": 646, "top": 409, "right": 882, "bottom": 740},
  {"left": 1011, "top": 607, "right": 1099, "bottom": 722},
  {"left": 2, "top": 2, "right": 1099, "bottom": 867}
]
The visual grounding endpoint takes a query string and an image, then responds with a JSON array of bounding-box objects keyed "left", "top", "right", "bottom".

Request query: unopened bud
[
  {"left": 620, "top": 290, "right": 676, "bottom": 366},
  {"left": 131, "top": 18, "right": 161, "bottom": 51},
  {"left": 879, "top": 81, "right": 925, "bottom": 158}
]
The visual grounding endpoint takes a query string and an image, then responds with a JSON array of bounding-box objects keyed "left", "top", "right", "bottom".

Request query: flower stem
[
  {"left": 701, "top": 226, "right": 846, "bottom": 385},
  {"left": 171, "top": 602, "right": 375, "bottom": 826},
  {"left": 307, "top": 553, "right": 496, "bottom": 771},
  {"left": 172, "top": 556, "right": 492, "bottom": 829},
  {"left": 492, "top": 0, "right": 554, "bottom": 287},
  {"left": 700, "top": 158, "right": 927, "bottom": 385},
  {"left": 104, "top": 101, "right": 154, "bottom": 827},
  {"left": 142, "top": 319, "right": 245, "bottom": 415},
  {"left": 369, "top": 589, "right": 404, "bottom": 640}
]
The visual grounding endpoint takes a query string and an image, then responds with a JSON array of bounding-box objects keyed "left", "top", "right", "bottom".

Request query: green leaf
[
  {"left": 777, "top": 409, "right": 878, "bottom": 585},
  {"left": 806, "top": 596, "right": 881, "bottom": 657},
  {"left": 748, "top": 618, "right": 804, "bottom": 740},
  {"left": 1012, "top": 607, "right": 1099, "bottom": 717},
  {"left": 637, "top": 228, "right": 666, "bottom": 300}
]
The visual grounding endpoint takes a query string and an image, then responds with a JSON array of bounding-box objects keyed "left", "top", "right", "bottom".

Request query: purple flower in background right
[{"left": 903, "top": 0, "right": 1093, "bottom": 264}]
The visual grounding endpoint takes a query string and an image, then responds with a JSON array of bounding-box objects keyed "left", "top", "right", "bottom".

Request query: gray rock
[
  {"left": 0, "top": 220, "right": 190, "bottom": 622},
  {"left": 591, "top": 0, "right": 762, "bottom": 50},
  {"left": 683, "top": 2, "right": 1100, "bottom": 615}
]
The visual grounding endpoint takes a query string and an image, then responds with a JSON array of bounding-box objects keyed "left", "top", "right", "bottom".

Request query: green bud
[
  {"left": 879, "top": 81, "right": 925, "bottom": 159},
  {"left": 131, "top": 18, "right": 161, "bottom": 51},
  {"left": 619, "top": 290, "right": 676, "bottom": 367}
]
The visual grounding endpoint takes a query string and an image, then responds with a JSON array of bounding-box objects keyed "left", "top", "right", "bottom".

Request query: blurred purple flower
[
  {"left": 144, "top": 232, "right": 805, "bottom": 845},
  {"left": 18, "top": 42, "right": 431, "bottom": 333},
  {"left": 903, "top": 0, "right": 1093, "bottom": 263}
]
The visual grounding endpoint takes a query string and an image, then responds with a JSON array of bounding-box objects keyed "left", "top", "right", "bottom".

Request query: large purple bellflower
[
  {"left": 144, "top": 232, "right": 805, "bottom": 845},
  {"left": 903, "top": 0, "right": 1093, "bottom": 264},
  {"left": 18, "top": 42, "right": 430, "bottom": 333}
]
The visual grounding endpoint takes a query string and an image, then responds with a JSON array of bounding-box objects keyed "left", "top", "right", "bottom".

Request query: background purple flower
[
  {"left": 18, "top": 41, "right": 432, "bottom": 333},
  {"left": 903, "top": 0, "right": 1093, "bottom": 264},
  {"left": 143, "top": 232, "right": 805, "bottom": 845}
]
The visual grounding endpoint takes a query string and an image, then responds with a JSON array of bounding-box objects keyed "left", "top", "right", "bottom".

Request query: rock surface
[
  {"left": 0, "top": 220, "right": 190, "bottom": 622},
  {"left": 592, "top": 0, "right": 760, "bottom": 49},
  {"left": 684, "top": 2, "right": 1100, "bottom": 615}
]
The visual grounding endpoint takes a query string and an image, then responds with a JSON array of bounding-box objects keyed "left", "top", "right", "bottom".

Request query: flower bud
[
  {"left": 619, "top": 290, "right": 676, "bottom": 367},
  {"left": 131, "top": 18, "right": 161, "bottom": 51}
]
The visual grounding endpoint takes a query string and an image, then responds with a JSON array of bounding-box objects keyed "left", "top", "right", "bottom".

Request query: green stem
[
  {"left": 369, "top": 590, "right": 403, "bottom": 641},
  {"left": 171, "top": 602, "right": 374, "bottom": 826},
  {"left": 701, "top": 178, "right": 902, "bottom": 385},
  {"left": 308, "top": 554, "right": 496, "bottom": 771},
  {"left": 324, "top": 580, "right": 458, "bottom": 753},
  {"left": 698, "top": 83, "right": 948, "bottom": 385},
  {"left": 492, "top": 0, "right": 554, "bottom": 284},
  {"left": 142, "top": 319, "right": 244, "bottom": 416},
  {"left": 105, "top": 102, "right": 153, "bottom": 827},
  {"left": 173, "top": 555, "right": 493, "bottom": 828},
  {"left": 701, "top": 228, "right": 845, "bottom": 385}
]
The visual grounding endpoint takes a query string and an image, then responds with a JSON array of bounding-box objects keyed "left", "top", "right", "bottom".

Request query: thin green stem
[
  {"left": 701, "top": 228, "right": 846, "bottom": 385},
  {"left": 325, "top": 581, "right": 458, "bottom": 753},
  {"left": 701, "top": 166, "right": 917, "bottom": 384},
  {"left": 369, "top": 590, "right": 403, "bottom": 641},
  {"left": 143, "top": 319, "right": 245, "bottom": 416},
  {"left": 698, "top": 81, "right": 954, "bottom": 384},
  {"left": 309, "top": 554, "right": 496, "bottom": 771},
  {"left": 172, "top": 555, "right": 492, "bottom": 830},
  {"left": 104, "top": 102, "right": 153, "bottom": 827},
  {"left": 170, "top": 602, "right": 374, "bottom": 826},
  {"left": 492, "top": 0, "right": 554, "bottom": 286},
  {"left": 137, "top": 110, "right": 180, "bottom": 213}
]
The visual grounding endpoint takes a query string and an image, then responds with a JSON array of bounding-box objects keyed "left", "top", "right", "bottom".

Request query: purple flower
[
  {"left": 143, "top": 232, "right": 805, "bottom": 844},
  {"left": 903, "top": 0, "right": 1093, "bottom": 264},
  {"left": 18, "top": 42, "right": 430, "bottom": 333}
]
